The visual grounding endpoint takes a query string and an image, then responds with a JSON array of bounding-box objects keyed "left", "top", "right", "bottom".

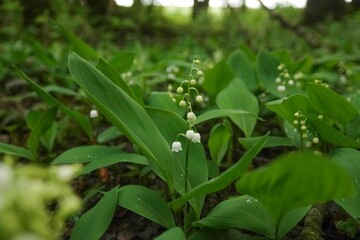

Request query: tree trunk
[
  {"left": 302, "top": 0, "right": 347, "bottom": 24},
  {"left": 192, "top": 0, "right": 210, "bottom": 19}
]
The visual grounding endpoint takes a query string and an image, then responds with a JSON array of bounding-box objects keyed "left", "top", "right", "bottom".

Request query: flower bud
[
  {"left": 277, "top": 85, "right": 286, "bottom": 92},
  {"left": 190, "top": 79, "right": 197, "bottom": 86},
  {"left": 197, "top": 71, "right": 203, "bottom": 77},
  {"left": 195, "top": 95, "right": 203, "bottom": 103},
  {"left": 179, "top": 100, "right": 186, "bottom": 107},
  {"left": 176, "top": 87, "right": 184, "bottom": 93},
  {"left": 187, "top": 112, "right": 196, "bottom": 121},
  {"left": 90, "top": 109, "right": 98, "bottom": 118},
  {"left": 194, "top": 60, "right": 200, "bottom": 64}
]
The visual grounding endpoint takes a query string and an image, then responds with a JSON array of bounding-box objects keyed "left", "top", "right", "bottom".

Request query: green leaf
[
  {"left": 70, "top": 186, "right": 119, "bottom": 240},
  {"left": 330, "top": 148, "right": 360, "bottom": 221},
  {"left": 13, "top": 66, "right": 93, "bottom": 138},
  {"left": 236, "top": 151, "right": 355, "bottom": 230},
  {"left": 168, "top": 135, "right": 268, "bottom": 211},
  {"left": 108, "top": 51, "right": 135, "bottom": 74},
  {"left": 307, "top": 115, "right": 360, "bottom": 148},
  {"left": 239, "top": 135, "right": 294, "bottom": 150},
  {"left": 40, "top": 122, "right": 58, "bottom": 152},
  {"left": 255, "top": 49, "right": 282, "bottom": 97},
  {"left": 265, "top": 94, "right": 317, "bottom": 124},
  {"left": 208, "top": 123, "right": 232, "bottom": 165},
  {"left": 307, "top": 83, "right": 358, "bottom": 125},
  {"left": 154, "top": 227, "right": 186, "bottom": 240},
  {"left": 277, "top": 206, "right": 311, "bottom": 239},
  {"left": 97, "top": 126, "right": 123, "bottom": 144},
  {"left": 52, "top": 145, "right": 136, "bottom": 164},
  {"left": 27, "top": 106, "right": 58, "bottom": 157},
  {"left": 118, "top": 185, "right": 175, "bottom": 229},
  {"left": 194, "top": 109, "right": 257, "bottom": 125},
  {"left": 228, "top": 49, "right": 258, "bottom": 91},
  {"left": 81, "top": 153, "right": 147, "bottom": 175},
  {"left": 193, "top": 195, "right": 274, "bottom": 238},
  {"left": 216, "top": 79, "right": 259, "bottom": 137},
  {"left": 56, "top": 22, "right": 98, "bottom": 59},
  {"left": 0, "top": 142, "right": 33, "bottom": 159},
  {"left": 203, "top": 60, "right": 234, "bottom": 96},
  {"left": 68, "top": 52, "right": 174, "bottom": 191},
  {"left": 96, "top": 58, "right": 136, "bottom": 101},
  {"left": 147, "top": 92, "right": 185, "bottom": 116}
]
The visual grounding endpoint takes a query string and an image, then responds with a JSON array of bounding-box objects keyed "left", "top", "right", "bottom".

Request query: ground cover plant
[{"left": 1, "top": 1, "right": 360, "bottom": 239}]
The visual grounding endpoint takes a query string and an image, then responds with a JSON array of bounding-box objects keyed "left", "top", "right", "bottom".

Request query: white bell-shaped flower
[
  {"left": 171, "top": 141, "right": 182, "bottom": 152},
  {"left": 191, "top": 133, "right": 201, "bottom": 143}
]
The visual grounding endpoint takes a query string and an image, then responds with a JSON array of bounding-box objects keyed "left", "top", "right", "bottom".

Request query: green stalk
[{"left": 183, "top": 138, "right": 190, "bottom": 234}]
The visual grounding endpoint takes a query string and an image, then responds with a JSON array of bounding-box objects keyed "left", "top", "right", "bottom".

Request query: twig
[{"left": 257, "top": 0, "right": 320, "bottom": 47}]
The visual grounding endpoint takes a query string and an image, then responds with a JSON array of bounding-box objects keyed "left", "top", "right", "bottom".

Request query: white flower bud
[
  {"left": 179, "top": 100, "right": 186, "bottom": 107},
  {"left": 275, "top": 77, "right": 281, "bottom": 83},
  {"left": 301, "top": 125, "right": 307, "bottom": 131},
  {"left": 305, "top": 141, "right": 312, "bottom": 148},
  {"left": 294, "top": 112, "right": 300, "bottom": 118},
  {"left": 186, "top": 130, "right": 195, "bottom": 140},
  {"left": 288, "top": 79, "right": 294, "bottom": 85},
  {"left": 187, "top": 112, "right": 196, "bottom": 121},
  {"left": 90, "top": 109, "right": 98, "bottom": 118},
  {"left": 312, "top": 137, "right": 319, "bottom": 144},
  {"left": 190, "top": 79, "right": 197, "bottom": 86},
  {"left": 176, "top": 87, "right": 184, "bottom": 93},
  {"left": 194, "top": 60, "right": 200, "bottom": 64},
  {"left": 293, "top": 120, "right": 299, "bottom": 125},
  {"left": 277, "top": 85, "right": 286, "bottom": 92},
  {"left": 171, "top": 141, "right": 182, "bottom": 152},
  {"left": 197, "top": 71, "right": 203, "bottom": 77},
  {"left": 195, "top": 95, "right": 203, "bottom": 103}
]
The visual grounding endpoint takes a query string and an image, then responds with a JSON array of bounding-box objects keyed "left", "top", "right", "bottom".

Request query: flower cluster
[
  {"left": 170, "top": 59, "right": 204, "bottom": 152},
  {"left": 293, "top": 111, "right": 320, "bottom": 148},
  {"left": 275, "top": 63, "right": 301, "bottom": 93}
]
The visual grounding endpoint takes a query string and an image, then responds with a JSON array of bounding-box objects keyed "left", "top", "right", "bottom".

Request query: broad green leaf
[
  {"left": 277, "top": 206, "right": 311, "bottom": 239},
  {"left": 216, "top": 79, "right": 259, "bottom": 137},
  {"left": 168, "top": 135, "right": 268, "bottom": 211},
  {"left": 265, "top": 94, "right": 317, "bottom": 124},
  {"left": 307, "top": 115, "right": 360, "bottom": 148},
  {"left": 40, "top": 122, "right": 58, "bottom": 152},
  {"left": 27, "top": 106, "right": 58, "bottom": 157},
  {"left": 307, "top": 83, "right": 358, "bottom": 125},
  {"left": 81, "top": 152, "right": 148, "bottom": 175},
  {"left": 56, "top": 22, "right": 98, "bottom": 59},
  {"left": 193, "top": 195, "right": 274, "bottom": 238},
  {"left": 239, "top": 135, "right": 294, "bottom": 150},
  {"left": 255, "top": 49, "right": 282, "bottom": 97},
  {"left": 96, "top": 58, "right": 136, "bottom": 101},
  {"left": 208, "top": 123, "right": 232, "bottom": 165},
  {"left": 330, "top": 148, "right": 360, "bottom": 221},
  {"left": 147, "top": 92, "right": 185, "bottom": 116},
  {"left": 70, "top": 186, "right": 118, "bottom": 240},
  {"left": 14, "top": 66, "right": 93, "bottom": 138},
  {"left": 0, "top": 142, "right": 33, "bottom": 159},
  {"left": 109, "top": 51, "right": 135, "bottom": 74},
  {"left": 118, "top": 185, "right": 175, "bottom": 229},
  {"left": 154, "top": 227, "right": 186, "bottom": 240},
  {"left": 146, "top": 107, "right": 207, "bottom": 218},
  {"left": 194, "top": 109, "right": 257, "bottom": 125},
  {"left": 97, "top": 126, "right": 123, "bottom": 144},
  {"left": 203, "top": 60, "right": 234, "bottom": 96},
  {"left": 228, "top": 49, "right": 258, "bottom": 91},
  {"left": 52, "top": 145, "right": 134, "bottom": 164},
  {"left": 68, "top": 52, "right": 174, "bottom": 191},
  {"left": 43, "top": 85, "right": 78, "bottom": 96},
  {"left": 236, "top": 151, "right": 355, "bottom": 233}
]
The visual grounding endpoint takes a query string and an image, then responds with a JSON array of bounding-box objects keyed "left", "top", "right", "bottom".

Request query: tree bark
[
  {"left": 192, "top": 0, "right": 210, "bottom": 19},
  {"left": 302, "top": 0, "right": 347, "bottom": 24}
]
